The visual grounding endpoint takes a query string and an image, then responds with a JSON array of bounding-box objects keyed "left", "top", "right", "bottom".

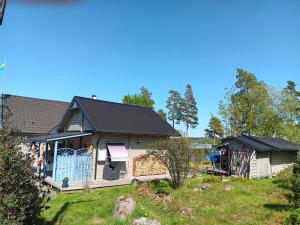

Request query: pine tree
[
  {"left": 205, "top": 114, "right": 224, "bottom": 144},
  {"left": 285, "top": 81, "right": 300, "bottom": 97},
  {"left": 166, "top": 90, "right": 183, "bottom": 127},
  {"left": 279, "top": 81, "right": 300, "bottom": 143},
  {"left": 182, "top": 84, "right": 198, "bottom": 135}
]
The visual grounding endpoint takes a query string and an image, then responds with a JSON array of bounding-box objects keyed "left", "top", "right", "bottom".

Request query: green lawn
[{"left": 39, "top": 176, "right": 289, "bottom": 225}]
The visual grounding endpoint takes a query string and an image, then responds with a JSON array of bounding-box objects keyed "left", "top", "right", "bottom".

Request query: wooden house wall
[
  {"left": 90, "top": 135, "right": 162, "bottom": 180},
  {"left": 229, "top": 141, "right": 255, "bottom": 179},
  {"left": 271, "top": 151, "right": 297, "bottom": 175}
]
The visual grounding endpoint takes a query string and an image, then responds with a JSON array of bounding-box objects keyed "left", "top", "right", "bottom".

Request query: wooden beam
[
  {"left": 44, "top": 143, "right": 48, "bottom": 178},
  {"left": 36, "top": 143, "right": 41, "bottom": 177},
  {"left": 52, "top": 141, "right": 58, "bottom": 182}
]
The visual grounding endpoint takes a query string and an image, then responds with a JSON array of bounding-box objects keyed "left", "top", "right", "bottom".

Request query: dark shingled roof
[
  {"left": 65, "top": 96, "right": 179, "bottom": 136},
  {"left": 220, "top": 134, "right": 299, "bottom": 152},
  {"left": 2, "top": 94, "right": 69, "bottom": 135}
]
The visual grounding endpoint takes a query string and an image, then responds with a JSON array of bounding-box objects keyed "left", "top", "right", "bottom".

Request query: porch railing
[{"left": 54, "top": 148, "right": 93, "bottom": 182}]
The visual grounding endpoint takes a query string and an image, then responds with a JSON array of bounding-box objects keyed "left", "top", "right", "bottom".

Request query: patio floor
[{"left": 44, "top": 174, "right": 169, "bottom": 192}]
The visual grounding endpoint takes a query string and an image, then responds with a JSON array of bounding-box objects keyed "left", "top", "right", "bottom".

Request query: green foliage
[
  {"left": 219, "top": 69, "right": 277, "bottom": 136},
  {"left": 157, "top": 109, "right": 167, "bottom": 121},
  {"left": 166, "top": 90, "right": 183, "bottom": 127},
  {"left": 182, "top": 84, "right": 199, "bottom": 134},
  {"left": 274, "top": 166, "right": 293, "bottom": 189},
  {"left": 122, "top": 86, "right": 155, "bottom": 109},
  {"left": 278, "top": 81, "right": 300, "bottom": 144},
  {"left": 148, "top": 138, "right": 192, "bottom": 189},
  {"left": 202, "top": 175, "right": 221, "bottom": 183},
  {"left": 0, "top": 123, "right": 43, "bottom": 225},
  {"left": 290, "top": 208, "right": 300, "bottom": 225},
  {"left": 205, "top": 114, "right": 224, "bottom": 142},
  {"left": 218, "top": 69, "right": 300, "bottom": 140},
  {"left": 152, "top": 179, "right": 172, "bottom": 195},
  {"left": 287, "top": 154, "right": 300, "bottom": 209}
]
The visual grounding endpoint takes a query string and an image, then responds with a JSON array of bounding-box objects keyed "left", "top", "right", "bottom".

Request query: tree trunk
[{"left": 186, "top": 123, "right": 189, "bottom": 137}]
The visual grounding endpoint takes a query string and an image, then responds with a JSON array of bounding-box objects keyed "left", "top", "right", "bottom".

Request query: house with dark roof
[
  {"left": 30, "top": 96, "right": 179, "bottom": 190},
  {"left": 216, "top": 134, "right": 299, "bottom": 178},
  {"left": 1, "top": 94, "right": 69, "bottom": 136}
]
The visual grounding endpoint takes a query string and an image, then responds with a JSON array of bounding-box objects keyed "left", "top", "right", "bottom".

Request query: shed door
[{"left": 256, "top": 152, "right": 271, "bottom": 177}]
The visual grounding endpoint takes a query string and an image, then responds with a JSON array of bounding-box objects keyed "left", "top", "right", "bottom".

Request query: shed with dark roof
[{"left": 216, "top": 134, "right": 299, "bottom": 179}]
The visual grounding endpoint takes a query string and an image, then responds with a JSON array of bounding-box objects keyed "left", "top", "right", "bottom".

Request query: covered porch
[{"left": 29, "top": 131, "right": 131, "bottom": 188}]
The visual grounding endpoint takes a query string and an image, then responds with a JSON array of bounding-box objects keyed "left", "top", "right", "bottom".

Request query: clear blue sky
[{"left": 0, "top": 0, "right": 300, "bottom": 136}]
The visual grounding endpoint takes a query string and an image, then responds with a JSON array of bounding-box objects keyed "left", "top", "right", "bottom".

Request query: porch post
[
  {"left": 36, "top": 143, "right": 41, "bottom": 177},
  {"left": 43, "top": 143, "right": 48, "bottom": 178},
  {"left": 52, "top": 141, "right": 58, "bottom": 182}
]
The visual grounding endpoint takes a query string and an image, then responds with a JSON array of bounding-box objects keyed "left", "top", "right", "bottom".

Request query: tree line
[
  {"left": 122, "top": 84, "right": 199, "bottom": 136},
  {"left": 205, "top": 68, "right": 300, "bottom": 144}
]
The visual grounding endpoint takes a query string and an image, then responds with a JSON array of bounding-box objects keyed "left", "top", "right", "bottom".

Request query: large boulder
[
  {"left": 132, "top": 217, "right": 161, "bottom": 225},
  {"left": 114, "top": 195, "right": 136, "bottom": 219}
]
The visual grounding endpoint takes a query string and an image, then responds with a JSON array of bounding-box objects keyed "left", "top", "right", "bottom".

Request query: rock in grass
[
  {"left": 132, "top": 217, "right": 161, "bottom": 225},
  {"left": 201, "top": 183, "right": 211, "bottom": 190},
  {"left": 180, "top": 207, "right": 192, "bottom": 216},
  {"left": 114, "top": 195, "right": 136, "bottom": 219},
  {"left": 224, "top": 184, "right": 233, "bottom": 192}
]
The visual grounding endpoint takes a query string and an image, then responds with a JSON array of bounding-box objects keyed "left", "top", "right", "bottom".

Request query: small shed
[{"left": 217, "top": 135, "right": 299, "bottom": 179}]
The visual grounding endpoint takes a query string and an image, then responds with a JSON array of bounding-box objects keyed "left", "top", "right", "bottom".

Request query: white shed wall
[{"left": 271, "top": 151, "right": 297, "bottom": 175}]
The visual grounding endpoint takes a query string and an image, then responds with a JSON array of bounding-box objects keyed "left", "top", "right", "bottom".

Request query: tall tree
[
  {"left": 278, "top": 81, "right": 300, "bottom": 143},
  {"left": 219, "top": 68, "right": 279, "bottom": 136},
  {"left": 157, "top": 109, "right": 167, "bottom": 121},
  {"left": 285, "top": 80, "right": 300, "bottom": 97},
  {"left": 122, "top": 86, "right": 155, "bottom": 109},
  {"left": 182, "top": 84, "right": 198, "bottom": 135},
  {"left": 205, "top": 114, "right": 224, "bottom": 143},
  {"left": 166, "top": 90, "right": 183, "bottom": 127}
]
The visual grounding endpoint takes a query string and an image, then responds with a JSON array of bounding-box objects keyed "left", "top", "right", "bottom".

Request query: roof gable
[{"left": 58, "top": 96, "right": 179, "bottom": 136}]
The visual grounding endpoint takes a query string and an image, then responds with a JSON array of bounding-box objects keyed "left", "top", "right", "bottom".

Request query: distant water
[{"left": 204, "top": 149, "right": 214, "bottom": 160}]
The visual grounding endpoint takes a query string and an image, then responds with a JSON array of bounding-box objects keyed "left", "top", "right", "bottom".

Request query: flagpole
[
  {"left": 0, "top": 57, "right": 5, "bottom": 129},
  {"left": 0, "top": 57, "right": 6, "bottom": 95}
]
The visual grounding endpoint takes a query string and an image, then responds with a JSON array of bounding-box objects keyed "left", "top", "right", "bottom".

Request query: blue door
[{"left": 54, "top": 148, "right": 93, "bottom": 182}]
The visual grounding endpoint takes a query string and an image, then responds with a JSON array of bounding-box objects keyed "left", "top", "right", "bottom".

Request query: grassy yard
[{"left": 39, "top": 176, "right": 289, "bottom": 225}]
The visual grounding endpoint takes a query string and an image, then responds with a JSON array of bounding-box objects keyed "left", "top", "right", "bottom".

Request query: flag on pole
[{"left": 0, "top": 63, "right": 5, "bottom": 74}]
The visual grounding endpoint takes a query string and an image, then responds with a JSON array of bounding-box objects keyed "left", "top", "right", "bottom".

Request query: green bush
[
  {"left": 290, "top": 208, "right": 300, "bottom": 225},
  {"left": 202, "top": 175, "right": 221, "bottom": 183},
  {"left": 149, "top": 138, "right": 191, "bottom": 189},
  {"left": 287, "top": 155, "right": 300, "bottom": 209},
  {"left": 0, "top": 123, "right": 43, "bottom": 225},
  {"left": 274, "top": 166, "right": 293, "bottom": 188},
  {"left": 152, "top": 179, "right": 172, "bottom": 195}
]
